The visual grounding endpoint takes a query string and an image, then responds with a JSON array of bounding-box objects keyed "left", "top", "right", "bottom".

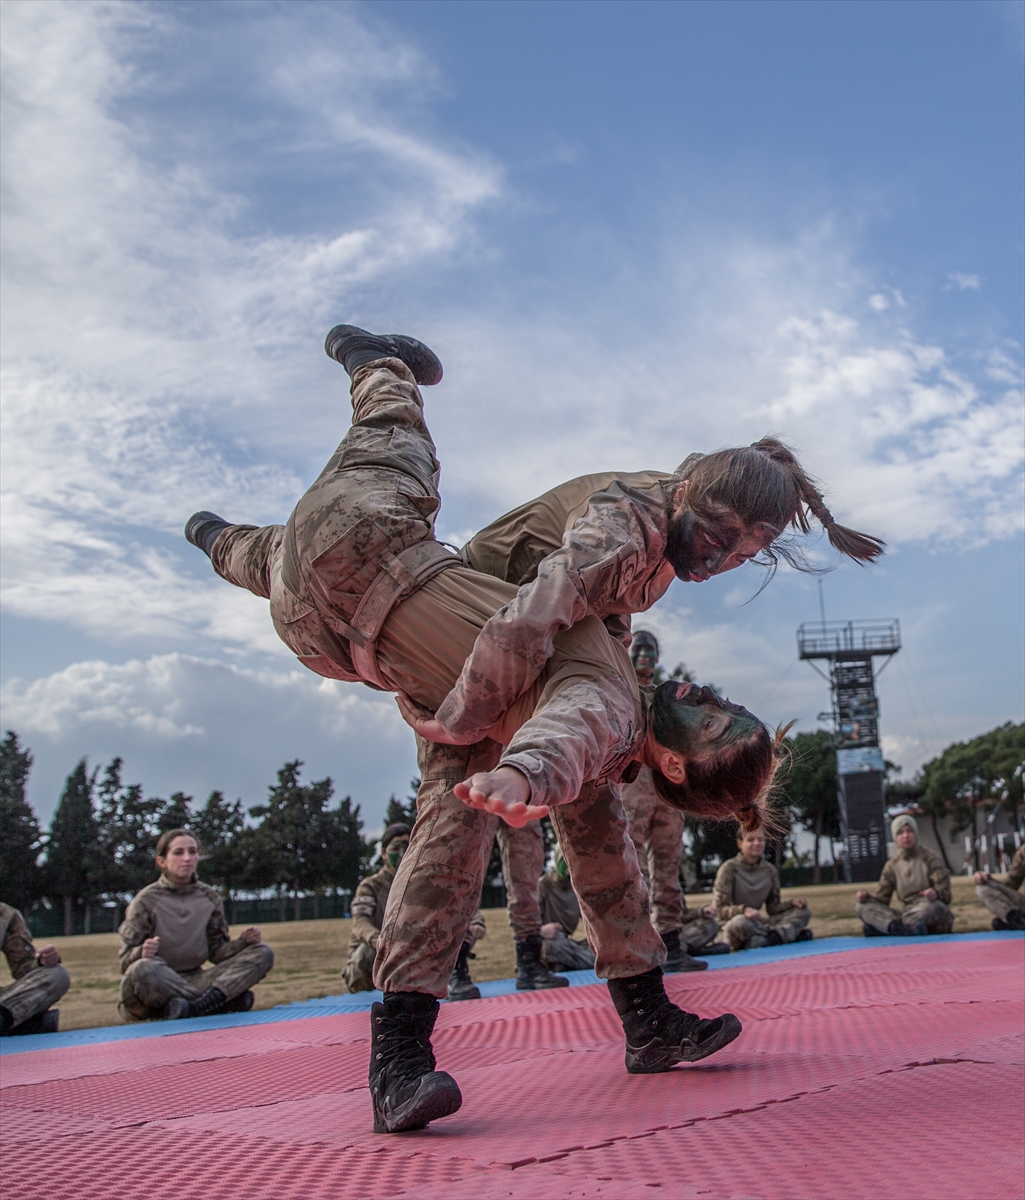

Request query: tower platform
[{"left": 2, "top": 934, "right": 1022, "bottom": 1200}]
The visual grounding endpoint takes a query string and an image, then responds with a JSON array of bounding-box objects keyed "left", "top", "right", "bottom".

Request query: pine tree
[
  {"left": 157, "top": 791, "right": 194, "bottom": 833},
  {"left": 45, "top": 759, "right": 100, "bottom": 935},
  {"left": 192, "top": 791, "right": 249, "bottom": 916},
  {"left": 0, "top": 731, "right": 43, "bottom": 913},
  {"left": 781, "top": 730, "right": 841, "bottom": 884},
  {"left": 93, "top": 758, "right": 164, "bottom": 906}
]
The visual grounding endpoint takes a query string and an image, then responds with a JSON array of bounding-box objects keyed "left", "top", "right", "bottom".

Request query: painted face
[
  {"left": 386, "top": 837, "right": 409, "bottom": 869},
  {"left": 739, "top": 830, "right": 766, "bottom": 863},
  {"left": 651, "top": 680, "right": 760, "bottom": 758},
  {"left": 665, "top": 511, "right": 775, "bottom": 583},
  {"left": 157, "top": 836, "right": 199, "bottom": 883},
  {"left": 632, "top": 645, "right": 658, "bottom": 685}
]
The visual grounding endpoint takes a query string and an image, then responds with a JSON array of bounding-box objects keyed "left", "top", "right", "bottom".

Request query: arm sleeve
[
  {"left": 350, "top": 879, "right": 383, "bottom": 948},
  {"left": 871, "top": 861, "right": 896, "bottom": 906},
  {"left": 433, "top": 486, "right": 665, "bottom": 744},
  {"left": 765, "top": 865, "right": 796, "bottom": 916},
  {"left": 713, "top": 862, "right": 746, "bottom": 920},
  {"left": 207, "top": 896, "right": 245, "bottom": 964},
  {"left": 1006, "top": 846, "right": 1025, "bottom": 891},
  {"left": 118, "top": 897, "right": 155, "bottom": 973},
  {"left": 467, "top": 910, "right": 487, "bottom": 943},
  {"left": 927, "top": 854, "right": 952, "bottom": 905},
  {"left": 497, "top": 670, "right": 640, "bottom": 809},
  {"left": 2, "top": 911, "right": 39, "bottom": 981}
]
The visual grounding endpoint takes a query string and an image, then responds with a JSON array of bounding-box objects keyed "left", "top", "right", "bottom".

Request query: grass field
[{"left": 1, "top": 875, "right": 997, "bottom": 1031}]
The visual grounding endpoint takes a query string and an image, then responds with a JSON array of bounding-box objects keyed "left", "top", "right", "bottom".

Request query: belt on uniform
[{"left": 345, "top": 540, "right": 462, "bottom": 690}]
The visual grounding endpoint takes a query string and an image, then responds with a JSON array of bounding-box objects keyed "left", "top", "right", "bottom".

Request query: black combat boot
[
  {"left": 661, "top": 930, "right": 708, "bottom": 973},
  {"left": 184, "top": 511, "right": 231, "bottom": 557},
  {"left": 8, "top": 1009, "right": 60, "bottom": 1035},
  {"left": 369, "top": 992, "right": 462, "bottom": 1134},
  {"left": 515, "top": 935, "right": 570, "bottom": 990},
  {"left": 324, "top": 324, "right": 444, "bottom": 385},
  {"left": 887, "top": 918, "right": 927, "bottom": 937},
  {"left": 795, "top": 929, "right": 814, "bottom": 942},
  {"left": 0, "top": 1006, "right": 13, "bottom": 1036},
  {"left": 221, "top": 990, "right": 255, "bottom": 1013},
  {"left": 690, "top": 940, "right": 730, "bottom": 957},
  {"left": 763, "top": 929, "right": 784, "bottom": 947},
  {"left": 608, "top": 967, "right": 742, "bottom": 1074},
  {"left": 447, "top": 943, "right": 481, "bottom": 1002},
  {"left": 1003, "top": 910, "right": 1025, "bottom": 930},
  {"left": 162, "top": 987, "right": 229, "bottom": 1021}
]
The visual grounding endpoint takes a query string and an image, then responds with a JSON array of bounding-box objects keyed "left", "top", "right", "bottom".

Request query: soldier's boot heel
[
  {"left": 1004, "top": 910, "right": 1025, "bottom": 931},
  {"left": 447, "top": 943, "right": 481, "bottom": 1002},
  {"left": 609, "top": 967, "right": 742, "bottom": 1075},
  {"left": 691, "top": 941, "right": 730, "bottom": 957},
  {"left": 515, "top": 935, "right": 570, "bottom": 990},
  {"left": 221, "top": 990, "right": 255, "bottom": 1014},
  {"left": 324, "top": 325, "right": 443, "bottom": 386},
  {"left": 3, "top": 1009, "right": 60, "bottom": 1035},
  {"left": 661, "top": 930, "right": 708, "bottom": 973},
  {"left": 369, "top": 995, "right": 462, "bottom": 1134}
]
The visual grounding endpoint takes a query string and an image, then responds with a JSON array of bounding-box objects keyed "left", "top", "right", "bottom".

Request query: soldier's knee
[
  {"left": 123, "top": 956, "right": 163, "bottom": 986},
  {"left": 44, "top": 964, "right": 71, "bottom": 999},
  {"left": 249, "top": 943, "right": 274, "bottom": 973}
]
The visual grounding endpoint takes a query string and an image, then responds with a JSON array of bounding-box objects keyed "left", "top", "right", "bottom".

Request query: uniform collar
[{"left": 159, "top": 871, "right": 199, "bottom": 891}]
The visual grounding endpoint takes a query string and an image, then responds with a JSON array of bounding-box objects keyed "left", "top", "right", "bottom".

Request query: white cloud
[
  {"left": 947, "top": 272, "right": 981, "bottom": 290},
  {"left": 868, "top": 293, "right": 889, "bottom": 311},
  {"left": 1, "top": 653, "right": 417, "bottom": 828}
]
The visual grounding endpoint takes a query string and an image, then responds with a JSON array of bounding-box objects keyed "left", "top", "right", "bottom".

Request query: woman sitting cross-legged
[
  {"left": 713, "top": 828, "right": 812, "bottom": 950},
  {"left": 118, "top": 829, "right": 274, "bottom": 1022}
]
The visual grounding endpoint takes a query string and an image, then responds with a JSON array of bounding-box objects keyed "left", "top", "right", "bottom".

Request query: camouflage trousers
[
  {"left": 119, "top": 945, "right": 274, "bottom": 1021},
  {"left": 680, "top": 911, "right": 720, "bottom": 952},
  {"left": 856, "top": 897, "right": 954, "bottom": 935},
  {"left": 976, "top": 880, "right": 1025, "bottom": 922},
  {"left": 0, "top": 965, "right": 70, "bottom": 1028},
  {"left": 621, "top": 771, "right": 686, "bottom": 935},
  {"left": 342, "top": 942, "right": 378, "bottom": 994},
  {"left": 375, "top": 738, "right": 664, "bottom": 997},
  {"left": 496, "top": 819, "right": 545, "bottom": 940},
  {"left": 542, "top": 930, "right": 596, "bottom": 971},
  {"left": 718, "top": 906, "right": 811, "bottom": 950}
]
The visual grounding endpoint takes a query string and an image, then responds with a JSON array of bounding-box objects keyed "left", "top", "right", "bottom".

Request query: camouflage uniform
[
  {"left": 496, "top": 822, "right": 545, "bottom": 940},
  {"left": 856, "top": 847, "right": 954, "bottom": 934},
  {"left": 537, "top": 866, "right": 596, "bottom": 970},
  {"left": 0, "top": 904, "right": 70, "bottom": 1030},
  {"left": 118, "top": 874, "right": 274, "bottom": 1021},
  {"left": 976, "top": 845, "right": 1025, "bottom": 923},
  {"left": 344, "top": 862, "right": 486, "bottom": 993},
  {"left": 621, "top": 766, "right": 716, "bottom": 949},
  {"left": 713, "top": 854, "right": 811, "bottom": 950},
  {"left": 210, "top": 359, "right": 665, "bottom": 996}
]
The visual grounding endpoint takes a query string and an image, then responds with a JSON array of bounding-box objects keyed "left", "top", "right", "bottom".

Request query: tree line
[{"left": 0, "top": 732, "right": 374, "bottom": 933}]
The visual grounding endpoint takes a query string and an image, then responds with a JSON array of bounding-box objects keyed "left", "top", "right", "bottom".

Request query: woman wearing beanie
[{"left": 855, "top": 815, "right": 954, "bottom": 936}]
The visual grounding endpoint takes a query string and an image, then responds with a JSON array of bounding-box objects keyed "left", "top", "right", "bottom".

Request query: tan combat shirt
[
  {"left": 1004, "top": 844, "right": 1025, "bottom": 891},
  {"left": 537, "top": 868, "right": 583, "bottom": 938},
  {"left": 870, "top": 846, "right": 951, "bottom": 908},
  {"left": 435, "top": 470, "right": 682, "bottom": 742},
  {"left": 713, "top": 854, "right": 795, "bottom": 921},
  {"left": 0, "top": 904, "right": 51, "bottom": 980},
  {"left": 118, "top": 874, "right": 244, "bottom": 975},
  {"left": 348, "top": 865, "right": 485, "bottom": 955}
]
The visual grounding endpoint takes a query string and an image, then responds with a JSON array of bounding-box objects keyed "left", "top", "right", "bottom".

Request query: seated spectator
[
  {"left": 343, "top": 823, "right": 486, "bottom": 1000},
  {"left": 856, "top": 815, "right": 954, "bottom": 936},
  {"left": 680, "top": 895, "right": 727, "bottom": 958},
  {"left": 119, "top": 829, "right": 273, "bottom": 1021},
  {"left": 537, "top": 844, "right": 596, "bottom": 972},
  {"left": 974, "top": 844, "right": 1025, "bottom": 930},
  {"left": 713, "top": 829, "right": 812, "bottom": 950},
  {"left": 0, "top": 902, "right": 70, "bottom": 1036}
]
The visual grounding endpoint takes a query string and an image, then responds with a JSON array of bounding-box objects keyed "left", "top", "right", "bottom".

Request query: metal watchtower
[{"left": 797, "top": 619, "right": 901, "bottom": 883}]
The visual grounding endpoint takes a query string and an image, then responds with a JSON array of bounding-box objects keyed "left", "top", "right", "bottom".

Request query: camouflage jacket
[
  {"left": 713, "top": 855, "right": 795, "bottom": 920},
  {"left": 434, "top": 470, "right": 681, "bottom": 742},
  {"left": 1005, "top": 844, "right": 1025, "bottom": 892},
  {"left": 348, "top": 865, "right": 486, "bottom": 954},
  {"left": 0, "top": 904, "right": 51, "bottom": 980},
  {"left": 537, "top": 869, "right": 582, "bottom": 938},
  {"left": 118, "top": 874, "right": 244, "bottom": 975},
  {"left": 871, "top": 846, "right": 951, "bottom": 908}
]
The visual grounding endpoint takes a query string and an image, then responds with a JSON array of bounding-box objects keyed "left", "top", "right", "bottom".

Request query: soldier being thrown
[
  {"left": 855, "top": 815, "right": 954, "bottom": 937},
  {"left": 713, "top": 828, "right": 812, "bottom": 950},
  {"left": 343, "top": 823, "right": 487, "bottom": 1000},
  {"left": 0, "top": 903, "right": 70, "bottom": 1036},
  {"left": 118, "top": 830, "right": 274, "bottom": 1021},
  {"left": 974, "top": 844, "right": 1025, "bottom": 931},
  {"left": 184, "top": 325, "right": 792, "bottom": 1134}
]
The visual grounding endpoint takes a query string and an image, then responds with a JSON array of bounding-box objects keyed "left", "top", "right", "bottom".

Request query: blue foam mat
[{"left": 3, "top": 930, "right": 1020, "bottom": 1056}]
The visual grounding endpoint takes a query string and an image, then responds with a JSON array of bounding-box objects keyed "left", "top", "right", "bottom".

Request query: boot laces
[{"left": 374, "top": 1013, "right": 438, "bottom": 1086}]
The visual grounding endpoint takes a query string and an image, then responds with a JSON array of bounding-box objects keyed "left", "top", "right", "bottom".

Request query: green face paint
[
  {"left": 651, "top": 681, "right": 760, "bottom": 757},
  {"left": 554, "top": 844, "right": 569, "bottom": 879},
  {"left": 385, "top": 839, "right": 408, "bottom": 870}
]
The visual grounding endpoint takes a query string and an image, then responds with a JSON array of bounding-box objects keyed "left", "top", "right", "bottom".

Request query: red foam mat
[{"left": 1, "top": 940, "right": 1022, "bottom": 1200}]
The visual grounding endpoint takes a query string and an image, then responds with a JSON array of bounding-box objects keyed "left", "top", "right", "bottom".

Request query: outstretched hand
[
  {"left": 454, "top": 766, "right": 549, "bottom": 828},
  {"left": 395, "top": 693, "right": 466, "bottom": 745}
]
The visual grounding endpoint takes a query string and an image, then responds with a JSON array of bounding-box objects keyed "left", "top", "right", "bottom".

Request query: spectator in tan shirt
[
  {"left": 855, "top": 815, "right": 953, "bottom": 936},
  {"left": 713, "top": 829, "right": 812, "bottom": 950},
  {"left": 973, "top": 843, "right": 1025, "bottom": 931}
]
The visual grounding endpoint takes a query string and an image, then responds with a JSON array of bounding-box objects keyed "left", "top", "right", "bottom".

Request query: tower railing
[{"left": 797, "top": 619, "right": 901, "bottom": 660}]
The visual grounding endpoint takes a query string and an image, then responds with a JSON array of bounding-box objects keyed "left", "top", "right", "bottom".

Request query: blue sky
[{"left": 1, "top": 0, "right": 1022, "bottom": 833}]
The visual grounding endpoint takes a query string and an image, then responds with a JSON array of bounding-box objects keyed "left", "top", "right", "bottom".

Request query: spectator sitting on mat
[
  {"left": 973, "top": 843, "right": 1025, "bottom": 931},
  {"left": 855, "top": 815, "right": 954, "bottom": 937},
  {"left": 537, "top": 844, "right": 596, "bottom": 972},
  {"left": 0, "top": 902, "right": 70, "bottom": 1036},
  {"left": 712, "top": 828, "right": 812, "bottom": 951},
  {"left": 343, "top": 823, "right": 487, "bottom": 1001},
  {"left": 118, "top": 829, "right": 274, "bottom": 1022}
]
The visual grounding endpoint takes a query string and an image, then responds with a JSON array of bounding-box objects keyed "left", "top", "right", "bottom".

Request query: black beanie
[{"left": 381, "top": 823, "right": 412, "bottom": 853}]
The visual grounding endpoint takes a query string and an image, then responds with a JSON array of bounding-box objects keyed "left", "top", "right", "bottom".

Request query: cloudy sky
[{"left": 2, "top": 0, "right": 1022, "bottom": 834}]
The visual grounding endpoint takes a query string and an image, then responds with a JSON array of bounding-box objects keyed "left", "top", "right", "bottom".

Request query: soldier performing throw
[{"left": 186, "top": 325, "right": 796, "bottom": 1135}]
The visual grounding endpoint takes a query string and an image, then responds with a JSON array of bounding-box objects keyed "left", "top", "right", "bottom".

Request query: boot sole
[
  {"left": 446, "top": 987, "right": 481, "bottom": 1002},
  {"left": 372, "top": 1071, "right": 462, "bottom": 1134},
  {"left": 515, "top": 977, "right": 570, "bottom": 990},
  {"left": 625, "top": 1014, "right": 743, "bottom": 1074}
]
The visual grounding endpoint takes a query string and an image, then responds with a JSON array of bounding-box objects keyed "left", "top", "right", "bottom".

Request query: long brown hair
[
  {"left": 155, "top": 828, "right": 202, "bottom": 858},
  {"left": 676, "top": 438, "right": 884, "bottom": 578}
]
